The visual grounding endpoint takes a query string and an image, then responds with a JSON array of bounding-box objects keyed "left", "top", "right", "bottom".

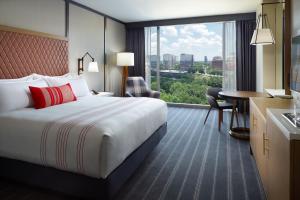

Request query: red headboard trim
[{"left": 0, "top": 25, "right": 69, "bottom": 79}]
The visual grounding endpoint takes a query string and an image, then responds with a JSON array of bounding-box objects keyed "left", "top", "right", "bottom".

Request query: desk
[{"left": 218, "top": 91, "right": 266, "bottom": 139}]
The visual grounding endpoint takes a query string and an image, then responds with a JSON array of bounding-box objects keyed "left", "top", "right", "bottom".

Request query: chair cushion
[
  {"left": 126, "top": 76, "right": 160, "bottom": 98},
  {"left": 126, "top": 77, "right": 149, "bottom": 97}
]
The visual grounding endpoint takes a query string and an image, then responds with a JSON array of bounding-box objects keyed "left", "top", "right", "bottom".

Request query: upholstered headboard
[{"left": 0, "top": 25, "right": 68, "bottom": 79}]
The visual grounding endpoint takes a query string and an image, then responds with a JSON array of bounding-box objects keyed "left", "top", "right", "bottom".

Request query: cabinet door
[
  {"left": 250, "top": 101, "right": 258, "bottom": 156},
  {"left": 256, "top": 116, "right": 268, "bottom": 196},
  {"left": 266, "top": 115, "right": 290, "bottom": 200},
  {"left": 292, "top": 141, "right": 300, "bottom": 200},
  {"left": 250, "top": 101, "right": 268, "bottom": 194}
]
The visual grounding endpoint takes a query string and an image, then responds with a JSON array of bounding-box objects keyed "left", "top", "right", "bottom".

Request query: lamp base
[
  {"left": 121, "top": 66, "right": 128, "bottom": 97},
  {"left": 78, "top": 58, "right": 84, "bottom": 75}
]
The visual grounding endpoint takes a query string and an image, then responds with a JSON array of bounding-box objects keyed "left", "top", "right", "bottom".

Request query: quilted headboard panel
[{"left": 0, "top": 25, "right": 68, "bottom": 79}]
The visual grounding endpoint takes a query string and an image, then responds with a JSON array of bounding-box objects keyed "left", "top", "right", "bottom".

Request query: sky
[{"left": 150, "top": 22, "right": 223, "bottom": 61}]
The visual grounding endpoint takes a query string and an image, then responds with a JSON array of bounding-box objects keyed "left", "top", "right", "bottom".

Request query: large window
[{"left": 145, "top": 22, "right": 236, "bottom": 104}]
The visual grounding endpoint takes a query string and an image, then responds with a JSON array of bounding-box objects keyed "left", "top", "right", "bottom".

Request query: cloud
[
  {"left": 158, "top": 23, "right": 224, "bottom": 60},
  {"left": 160, "top": 37, "right": 168, "bottom": 43},
  {"left": 162, "top": 26, "right": 178, "bottom": 37},
  {"left": 171, "top": 42, "right": 179, "bottom": 49},
  {"left": 147, "top": 22, "right": 228, "bottom": 60},
  {"left": 179, "top": 24, "right": 216, "bottom": 37}
]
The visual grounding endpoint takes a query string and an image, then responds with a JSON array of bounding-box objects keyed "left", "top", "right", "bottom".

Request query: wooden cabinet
[
  {"left": 292, "top": 141, "right": 300, "bottom": 200},
  {"left": 249, "top": 97, "right": 297, "bottom": 200},
  {"left": 266, "top": 114, "right": 300, "bottom": 200},
  {"left": 266, "top": 117, "right": 290, "bottom": 200},
  {"left": 250, "top": 100, "right": 268, "bottom": 193}
]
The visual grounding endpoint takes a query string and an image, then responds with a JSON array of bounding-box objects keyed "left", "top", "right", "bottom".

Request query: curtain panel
[
  {"left": 144, "top": 27, "right": 152, "bottom": 87},
  {"left": 223, "top": 21, "right": 237, "bottom": 91},
  {"left": 126, "top": 27, "right": 146, "bottom": 78},
  {"left": 236, "top": 19, "right": 256, "bottom": 112},
  {"left": 236, "top": 19, "right": 257, "bottom": 91}
]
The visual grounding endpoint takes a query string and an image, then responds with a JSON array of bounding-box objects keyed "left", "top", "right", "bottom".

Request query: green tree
[{"left": 151, "top": 71, "right": 222, "bottom": 105}]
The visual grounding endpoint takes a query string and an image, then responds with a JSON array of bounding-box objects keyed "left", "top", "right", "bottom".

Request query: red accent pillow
[{"left": 29, "top": 83, "right": 77, "bottom": 109}]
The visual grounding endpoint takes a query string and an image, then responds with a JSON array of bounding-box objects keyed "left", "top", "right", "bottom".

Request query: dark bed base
[{"left": 0, "top": 123, "right": 167, "bottom": 200}]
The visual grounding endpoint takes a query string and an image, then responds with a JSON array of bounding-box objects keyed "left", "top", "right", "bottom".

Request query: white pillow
[
  {"left": 43, "top": 76, "right": 91, "bottom": 98},
  {"left": 0, "top": 78, "right": 48, "bottom": 113},
  {"left": 32, "top": 73, "right": 79, "bottom": 80},
  {"left": 0, "top": 74, "right": 35, "bottom": 82},
  {"left": 69, "top": 78, "right": 91, "bottom": 97}
]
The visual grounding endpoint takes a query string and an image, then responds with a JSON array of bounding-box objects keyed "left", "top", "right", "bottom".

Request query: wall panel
[
  {"left": 0, "top": 0, "right": 126, "bottom": 94},
  {"left": 0, "top": 0, "right": 65, "bottom": 36},
  {"left": 106, "top": 19, "right": 126, "bottom": 96},
  {"left": 69, "top": 4, "right": 105, "bottom": 91}
]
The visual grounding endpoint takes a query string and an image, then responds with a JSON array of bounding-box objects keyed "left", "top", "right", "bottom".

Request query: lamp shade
[
  {"left": 250, "top": 28, "right": 275, "bottom": 45},
  {"left": 117, "top": 52, "right": 134, "bottom": 66},
  {"left": 87, "top": 61, "right": 99, "bottom": 72}
]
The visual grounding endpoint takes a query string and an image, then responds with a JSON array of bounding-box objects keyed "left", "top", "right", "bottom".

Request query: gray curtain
[
  {"left": 126, "top": 27, "right": 145, "bottom": 78},
  {"left": 236, "top": 20, "right": 256, "bottom": 112},
  {"left": 236, "top": 19, "right": 257, "bottom": 91}
]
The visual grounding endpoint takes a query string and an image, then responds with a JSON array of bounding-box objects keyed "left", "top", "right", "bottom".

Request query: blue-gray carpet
[
  {"left": 115, "top": 107, "right": 265, "bottom": 200},
  {"left": 0, "top": 107, "right": 265, "bottom": 200}
]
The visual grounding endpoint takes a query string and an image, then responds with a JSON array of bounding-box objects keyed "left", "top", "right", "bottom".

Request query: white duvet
[{"left": 0, "top": 96, "right": 167, "bottom": 178}]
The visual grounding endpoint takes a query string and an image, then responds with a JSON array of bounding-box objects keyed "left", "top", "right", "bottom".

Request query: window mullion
[{"left": 156, "top": 26, "right": 160, "bottom": 91}]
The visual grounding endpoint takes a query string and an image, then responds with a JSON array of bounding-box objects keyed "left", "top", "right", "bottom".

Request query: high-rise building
[
  {"left": 211, "top": 56, "right": 223, "bottom": 70},
  {"left": 204, "top": 56, "right": 208, "bottom": 63},
  {"left": 180, "top": 54, "right": 194, "bottom": 71},
  {"left": 150, "top": 55, "right": 158, "bottom": 68},
  {"left": 163, "top": 54, "right": 176, "bottom": 69}
]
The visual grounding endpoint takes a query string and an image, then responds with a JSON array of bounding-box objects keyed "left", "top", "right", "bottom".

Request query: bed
[{"left": 0, "top": 25, "right": 168, "bottom": 199}]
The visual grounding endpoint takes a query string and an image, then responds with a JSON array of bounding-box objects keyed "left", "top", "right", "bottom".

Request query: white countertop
[
  {"left": 267, "top": 108, "right": 300, "bottom": 140},
  {"left": 265, "top": 89, "right": 292, "bottom": 98},
  {"left": 265, "top": 89, "right": 285, "bottom": 96}
]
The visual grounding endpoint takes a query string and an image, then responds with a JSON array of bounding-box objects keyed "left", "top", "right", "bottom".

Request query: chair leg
[
  {"left": 235, "top": 108, "right": 239, "bottom": 126},
  {"left": 204, "top": 107, "right": 212, "bottom": 124},
  {"left": 218, "top": 110, "right": 223, "bottom": 131},
  {"left": 221, "top": 110, "right": 223, "bottom": 123}
]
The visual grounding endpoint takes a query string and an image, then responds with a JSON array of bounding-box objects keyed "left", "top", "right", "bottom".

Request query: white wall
[
  {"left": 256, "top": 2, "right": 284, "bottom": 92},
  {"left": 69, "top": 4, "right": 104, "bottom": 91},
  {"left": 0, "top": 0, "right": 65, "bottom": 36},
  {"left": 106, "top": 19, "right": 126, "bottom": 96},
  {"left": 256, "top": 5, "right": 263, "bottom": 92},
  {"left": 0, "top": 0, "right": 126, "bottom": 94}
]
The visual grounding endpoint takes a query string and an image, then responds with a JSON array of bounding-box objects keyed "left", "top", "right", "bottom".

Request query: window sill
[{"left": 167, "top": 102, "right": 210, "bottom": 109}]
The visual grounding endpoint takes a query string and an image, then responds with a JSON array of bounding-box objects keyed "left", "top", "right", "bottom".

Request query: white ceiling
[{"left": 73, "top": 0, "right": 259, "bottom": 23}]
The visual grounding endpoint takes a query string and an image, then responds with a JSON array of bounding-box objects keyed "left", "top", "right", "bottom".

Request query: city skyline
[
  {"left": 150, "top": 53, "right": 223, "bottom": 62},
  {"left": 150, "top": 22, "right": 223, "bottom": 61}
]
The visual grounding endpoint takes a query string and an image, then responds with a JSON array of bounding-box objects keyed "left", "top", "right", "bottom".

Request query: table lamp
[{"left": 117, "top": 52, "right": 134, "bottom": 96}]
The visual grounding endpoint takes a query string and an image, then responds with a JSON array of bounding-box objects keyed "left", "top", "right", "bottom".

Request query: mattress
[{"left": 0, "top": 96, "right": 167, "bottom": 178}]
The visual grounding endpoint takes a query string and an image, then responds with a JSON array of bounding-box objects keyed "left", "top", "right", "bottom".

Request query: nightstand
[{"left": 95, "top": 92, "right": 114, "bottom": 97}]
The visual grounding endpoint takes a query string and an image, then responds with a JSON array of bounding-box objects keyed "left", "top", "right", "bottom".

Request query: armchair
[{"left": 126, "top": 77, "right": 160, "bottom": 98}]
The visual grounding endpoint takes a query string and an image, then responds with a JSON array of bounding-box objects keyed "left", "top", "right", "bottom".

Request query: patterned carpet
[{"left": 0, "top": 107, "right": 265, "bottom": 200}]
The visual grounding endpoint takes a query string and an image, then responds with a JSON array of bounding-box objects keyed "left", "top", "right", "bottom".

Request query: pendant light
[{"left": 250, "top": 13, "right": 275, "bottom": 45}]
